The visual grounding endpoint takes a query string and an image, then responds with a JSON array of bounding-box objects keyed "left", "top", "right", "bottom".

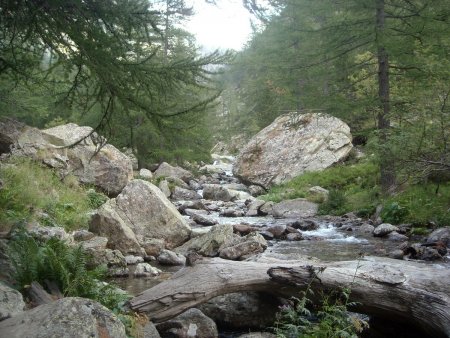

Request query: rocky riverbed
[{"left": 1, "top": 120, "right": 449, "bottom": 338}]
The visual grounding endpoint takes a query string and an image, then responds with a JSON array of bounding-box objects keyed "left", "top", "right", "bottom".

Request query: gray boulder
[
  {"left": 267, "top": 224, "right": 286, "bottom": 238},
  {"left": 79, "top": 236, "right": 108, "bottom": 251},
  {"left": 248, "top": 185, "right": 266, "bottom": 197},
  {"left": 125, "top": 255, "right": 144, "bottom": 265},
  {"left": 246, "top": 199, "right": 266, "bottom": 217},
  {"left": 141, "top": 321, "right": 161, "bottom": 338},
  {"left": 154, "top": 162, "right": 193, "bottom": 183},
  {"left": 373, "top": 223, "right": 399, "bottom": 237},
  {"left": 89, "top": 199, "right": 142, "bottom": 255},
  {"left": 272, "top": 198, "right": 318, "bottom": 218},
  {"left": 28, "top": 225, "right": 73, "bottom": 243},
  {"left": 157, "top": 249, "right": 186, "bottom": 266},
  {"left": 219, "top": 232, "right": 267, "bottom": 260},
  {"left": 0, "top": 282, "right": 25, "bottom": 321},
  {"left": 42, "top": 124, "right": 133, "bottom": 196},
  {"left": 426, "top": 227, "right": 450, "bottom": 247},
  {"left": 233, "top": 113, "right": 353, "bottom": 188},
  {"left": 202, "top": 184, "right": 234, "bottom": 202},
  {"left": 175, "top": 224, "right": 234, "bottom": 257},
  {"left": 142, "top": 238, "right": 166, "bottom": 257},
  {"left": 139, "top": 168, "right": 153, "bottom": 180},
  {"left": 259, "top": 202, "right": 274, "bottom": 215},
  {"left": 114, "top": 180, "right": 191, "bottom": 248},
  {"left": 0, "top": 121, "right": 133, "bottom": 196},
  {"left": 0, "top": 297, "right": 126, "bottom": 338},
  {"left": 171, "top": 186, "right": 201, "bottom": 201},
  {"left": 134, "top": 263, "right": 161, "bottom": 277},
  {"left": 158, "top": 180, "right": 171, "bottom": 198},
  {"left": 238, "top": 333, "right": 276, "bottom": 338},
  {"left": 192, "top": 213, "right": 218, "bottom": 226},
  {"left": 155, "top": 308, "right": 218, "bottom": 338}
]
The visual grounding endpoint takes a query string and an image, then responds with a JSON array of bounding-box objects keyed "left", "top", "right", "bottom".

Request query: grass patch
[
  {"left": 384, "top": 184, "right": 450, "bottom": 226},
  {"left": 262, "top": 160, "right": 450, "bottom": 226},
  {"left": 261, "top": 160, "right": 380, "bottom": 216},
  {"left": 0, "top": 158, "right": 105, "bottom": 232}
]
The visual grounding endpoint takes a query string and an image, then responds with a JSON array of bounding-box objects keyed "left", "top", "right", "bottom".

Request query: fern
[{"left": 7, "top": 229, "right": 128, "bottom": 310}]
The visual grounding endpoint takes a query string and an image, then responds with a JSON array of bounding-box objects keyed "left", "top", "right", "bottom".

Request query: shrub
[
  {"left": 318, "top": 190, "right": 348, "bottom": 216},
  {"left": 381, "top": 202, "right": 409, "bottom": 225},
  {"left": 273, "top": 284, "right": 364, "bottom": 338}
]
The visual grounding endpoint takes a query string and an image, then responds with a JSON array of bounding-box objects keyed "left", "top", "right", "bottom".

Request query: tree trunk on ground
[{"left": 129, "top": 256, "right": 450, "bottom": 337}]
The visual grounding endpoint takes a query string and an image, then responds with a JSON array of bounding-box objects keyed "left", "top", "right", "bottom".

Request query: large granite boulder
[
  {"left": 233, "top": 113, "right": 353, "bottom": 188},
  {"left": 115, "top": 180, "right": 191, "bottom": 248},
  {"left": 91, "top": 180, "right": 191, "bottom": 250},
  {"left": 0, "top": 297, "right": 126, "bottom": 338},
  {"left": 0, "top": 282, "right": 25, "bottom": 321},
  {"left": 89, "top": 200, "right": 142, "bottom": 255},
  {"left": 0, "top": 120, "right": 133, "bottom": 196}
]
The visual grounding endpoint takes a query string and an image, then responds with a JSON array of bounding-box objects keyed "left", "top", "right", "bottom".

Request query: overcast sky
[{"left": 184, "top": 0, "right": 253, "bottom": 51}]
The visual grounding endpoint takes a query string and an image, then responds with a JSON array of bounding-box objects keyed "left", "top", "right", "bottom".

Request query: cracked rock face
[{"left": 233, "top": 113, "right": 353, "bottom": 189}]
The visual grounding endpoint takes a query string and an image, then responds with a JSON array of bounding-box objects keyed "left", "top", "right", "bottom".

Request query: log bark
[{"left": 129, "top": 256, "right": 450, "bottom": 337}]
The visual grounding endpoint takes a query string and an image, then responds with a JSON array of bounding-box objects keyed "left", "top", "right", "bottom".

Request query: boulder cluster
[{"left": 0, "top": 116, "right": 448, "bottom": 338}]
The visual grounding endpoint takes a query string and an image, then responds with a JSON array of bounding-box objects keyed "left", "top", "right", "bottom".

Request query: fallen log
[{"left": 129, "top": 256, "right": 450, "bottom": 337}]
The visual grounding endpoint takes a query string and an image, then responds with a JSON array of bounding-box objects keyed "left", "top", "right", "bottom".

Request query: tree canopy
[{"left": 0, "top": 0, "right": 231, "bottom": 163}]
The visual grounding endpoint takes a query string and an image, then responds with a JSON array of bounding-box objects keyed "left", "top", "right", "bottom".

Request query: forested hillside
[{"left": 213, "top": 0, "right": 449, "bottom": 194}]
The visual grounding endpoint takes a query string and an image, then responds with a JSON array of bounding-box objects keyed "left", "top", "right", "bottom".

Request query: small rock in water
[
  {"left": 220, "top": 208, "right": 245, "bottom": 217},
  {"left": 267, "top": 224, "right": 286, "bottom": 239},
  {"left": 259, "top": 231, "right": 274, "bottom": 240},
  {"left": 286, "top": 233, "right": 303, "bottom": 241},
  {"left": 125, "top": 255, "right": 144, "bottom": 265},
  {"left": 157, "top": 249, "right": 186, "bottom": 266},
  {"left": 288, "top": 219, "right": 319, "bottom": 231},
  {"left": 134, "top": 263, "right": 161, "bottom": 277},
  {"left": 192, "top": 213, "right": 218, "bottom": 226}
]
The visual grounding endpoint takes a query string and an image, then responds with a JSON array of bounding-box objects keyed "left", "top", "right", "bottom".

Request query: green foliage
[
  {"left": 8, "top": 230, "right": 129, "bottom": 306},
  {"left": 263, "top": 159, "right": 449, "bottom": 226},
  {"left": 0, "top": 158, "right": 96, "bottom": 231},
  {"left": 409, "top": 227, "right": 429, "bottom": 236},
  {"left": 87, "top": 189, "right": 108, "bottom": 209},
  {"left": 318, "top": 190, "right": 348, "bottom": 216},
  {"left": 274, "top": 284, "right": 364, "bottom": 338},
  {"left": 262, "top": 160, "right": 379, "bottom": 206},
  {"left": 381, "top": 202, "right": 409, "bottom": 225},
  {"left": 383, "top": 184, "right": 450, "bottom": 226}
]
